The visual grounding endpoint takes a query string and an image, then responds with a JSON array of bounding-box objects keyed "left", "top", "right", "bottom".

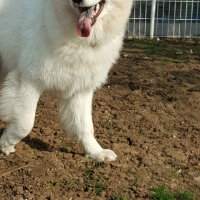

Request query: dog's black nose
[{"left": 73, "top": 0, "right": 82, "bottom": 4}]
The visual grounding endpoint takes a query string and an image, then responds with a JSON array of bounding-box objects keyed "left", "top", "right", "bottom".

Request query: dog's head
[{"left": 69, "top": 0, "right": 133, "bottom": 38}]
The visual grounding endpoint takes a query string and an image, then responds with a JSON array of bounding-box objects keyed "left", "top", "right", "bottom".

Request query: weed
[
  {"left": 84, "top": 166, "right": 95, "bottom": 179},
  {"left": 151, "top": 186, "right": 174, "bottom": 200},
  {"left": 144, "top": 39, "right": 160, "bottom": 54},
  {"left": 84, "top": 163, "right": 105, "bottom": 179},
  {"left": 85, "top": 166, "right": 95, "bottom": 174},
  {"left": 134, "top": 172, "right": 140, "bottom": 184},
  {"left": 95, "top": 162, "right": 105, "bottom": 168},
  {"left": 111, "top": 195, "right": 129, "bottom": 200},
  {"left": 174, "top": 191, "right": 196, "bottom": 200},
  {"left": 151, "top": 186, "right": 197, "bottom": 200},
  {"left": 94, "top": 179, "right": 106, "bottom": 195},
  {"left": 123, "top": 38, "right": 195, "bottom": 62},
  {"left": 42, "top": 183, "right": 55, "bottom": 191},
  {"left": 66, "top": 179, "right": 75, "bottom": 190}
]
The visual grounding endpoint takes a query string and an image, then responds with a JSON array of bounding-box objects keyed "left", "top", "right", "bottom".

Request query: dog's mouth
[{"left": 76, "top": 0, "right": 105, "bottom": 37}]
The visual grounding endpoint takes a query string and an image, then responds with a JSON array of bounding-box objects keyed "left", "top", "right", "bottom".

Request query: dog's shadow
[
  {"left": 0, "top": 128, "right": 52, "bottom": 152},
  {"left": 22, "top": 136, "right": 52, "bottom": 152},
  {"left": 0, "top": 128, "right": 80, "bottom": 155},
  {"left": 23, "top": 136, "right": 75, "bottom": 154}
]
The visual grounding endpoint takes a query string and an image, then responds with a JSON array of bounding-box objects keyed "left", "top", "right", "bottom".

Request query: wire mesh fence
[{"left": 127, "top": 0, "right": 200, "bottom": 38}]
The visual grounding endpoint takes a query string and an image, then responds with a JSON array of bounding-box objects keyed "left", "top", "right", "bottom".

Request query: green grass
[
  {"left": 94, "top": 179, "right": 106, "bottom": 195},
  {"left": 41, "top": 183, "right": 55, "bottom": 191},
  {"left": 66, "top": 179, "right": 75, "bottom": 190},
  {"left": 151, "top": 186, "right": 197, "bottom": 200},
  {"left": 151, "top": 186, "right": 174, "bottom": 200},
  {"left": 174, "top": 191, "right": 197, "bottom": 200},
  {"left": 134, "top": 172, "right": 140, "bottom": 184},
  {"left": 123, "top": 38, "right": 200, "bottom": 62},
  {"left": 110, "top": 196, "right": 129, "bottom": 200}
]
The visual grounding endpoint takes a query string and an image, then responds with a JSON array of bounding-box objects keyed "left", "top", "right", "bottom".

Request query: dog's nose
[{"left": 73, "top": 0, "right": 82, "bottom": 4}]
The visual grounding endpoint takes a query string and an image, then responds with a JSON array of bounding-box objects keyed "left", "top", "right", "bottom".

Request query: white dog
[{"left": 0, "top": 0, "right": 133, "bottom": 162}]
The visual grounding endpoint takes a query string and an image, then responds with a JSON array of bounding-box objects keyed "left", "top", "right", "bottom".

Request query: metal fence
[{"left": 127, "top": 0, "right": 200, "bottom": 38}]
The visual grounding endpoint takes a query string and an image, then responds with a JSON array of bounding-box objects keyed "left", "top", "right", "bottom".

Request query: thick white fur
[{"left": 0, "top": 0, "right": 133, "bottom": 162}]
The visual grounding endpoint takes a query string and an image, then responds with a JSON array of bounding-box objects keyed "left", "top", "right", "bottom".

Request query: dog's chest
[{"left": 36, "top": 45, "right": 113, "bottom": 93}]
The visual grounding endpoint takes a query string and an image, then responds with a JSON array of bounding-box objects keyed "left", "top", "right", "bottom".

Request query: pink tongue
[
  {"left": 77, "top": 15, "right": 92, "bottom": 37},
  {"left": 77, "top": 7, "right": 94, "bottom": 37}
]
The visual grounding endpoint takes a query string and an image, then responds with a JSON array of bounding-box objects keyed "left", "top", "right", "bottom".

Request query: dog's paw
[
  {"left": 87, "top": 149, "right": 117, "bottom": 162},
  {"left": 0, "top": 142, "right": 16, "bottom": 155}
]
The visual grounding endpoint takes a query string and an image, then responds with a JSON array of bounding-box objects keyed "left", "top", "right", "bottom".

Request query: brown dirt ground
[{"left": 0, "top": 39, "right": 200, "bottom": 200}]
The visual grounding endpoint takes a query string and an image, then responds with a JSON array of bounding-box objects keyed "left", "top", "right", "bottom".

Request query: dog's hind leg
[
  {"left": 59, "top": 90, "right": 117, "bottom": 162},
  {"left": 0, "top": 71, "right": 42, "bottom": 155}
]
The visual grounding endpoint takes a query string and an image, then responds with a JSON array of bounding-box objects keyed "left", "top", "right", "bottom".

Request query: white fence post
[{"left": 150, "top": 0, "right": 157, "bottom": 38}]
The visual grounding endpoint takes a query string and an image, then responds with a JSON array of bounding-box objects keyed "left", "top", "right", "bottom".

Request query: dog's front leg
[
  {"left": 59, "top": 90, "right": 117, "bottom": 162},
  {"left": 0, "top": 73, "right": 42, "bottom": 155}
]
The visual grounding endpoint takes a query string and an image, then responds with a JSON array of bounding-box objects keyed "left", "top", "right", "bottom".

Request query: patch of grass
[
  {"left": 174, "top": 191, "right": 196, "bottom": 200},
  {"left": 193, "top": 47, "right": 200, "bottom": 56},
  {"left": 134, "top": 172, "right": 140, "bottom": 184},
  {"left": 66, "top": 179, "right": 75, "bottom": 190},
  {"left": 84, "top": 166, "right": 95, "bottom": 180},
  {"left": 85, "top": 166, "right": 95, "bottom": 174},
  {"left": 110, "top": 195, "right": 129, "bottom": 200},
  {"left": 158, "top": 57, "right": 172, "bottom": 64},
  {"left": 144, "top": 39, "right": 161, "bottom": 54},
  {"left": 151, "top": 186, "right": 197, "bottom": 200},
  {"left": 94, "top": 179, "right": 106, "bottom": 195},
  {"left": 144, "top": 39, "right": 187, "bottom": 62},
  {"left": 84, "top": 163, "right": 105, "bottom": 178},
  {"left": 123, "top": 38, "right": 196, "bottom": 62},
  {"left": 151, "top": 186, "right": 174, "bottom": 200},
  {"left": 41, "top": 183, "right": 55, "bottom": 191},
  {"left": 95, "top": 162, "right": 105, "bottom": 168}
]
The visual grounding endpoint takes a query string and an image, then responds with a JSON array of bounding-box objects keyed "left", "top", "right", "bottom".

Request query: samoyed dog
[{"left": 0, "top": 0, "right": 133, "bottom": 162}]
